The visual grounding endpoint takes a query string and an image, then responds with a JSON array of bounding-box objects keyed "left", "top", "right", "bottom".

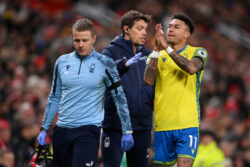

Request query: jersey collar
[{"left": 176, "top": 44, "right": 187, "bottom": 54}]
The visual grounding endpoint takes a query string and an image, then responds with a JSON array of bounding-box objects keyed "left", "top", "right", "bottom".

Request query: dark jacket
[{"left": 102, "top": 35, "right": 154, "bottom": 131}]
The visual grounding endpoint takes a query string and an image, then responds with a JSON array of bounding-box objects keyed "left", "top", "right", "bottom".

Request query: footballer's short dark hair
[
  {"left": 72, "top": 18, "right": 95, "bottom": 36},
  {"left": 171, "top": 14, "right": 194, "bottom": 34},
  {"left": 121, "top": 10, "right": 151, "bottom": 35}
]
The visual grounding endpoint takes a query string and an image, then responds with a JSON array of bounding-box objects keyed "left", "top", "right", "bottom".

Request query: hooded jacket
[{"left": 102, "top": 35, "right": 154, "bottom": 131}]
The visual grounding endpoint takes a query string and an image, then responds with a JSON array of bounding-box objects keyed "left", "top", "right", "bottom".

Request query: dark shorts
[
  {"left": 102, "top": 129, "right": 151, "bottom": 167},
  {"left": 53, "top": 125, "right": 100, "bottom": 167}
]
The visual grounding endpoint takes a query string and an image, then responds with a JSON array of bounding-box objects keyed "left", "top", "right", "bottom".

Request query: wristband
[
  {"left": 150, "top": 51, "right": 160, "bottom": 58},
  {"left": 166, "top": 46, "right": 174, "bottom": 54},
  {"left": 125, "top": 130, "right": 133, "bottom": 134},
  {"left": 146, "top": 57, "right": 151, "bottom": 65}
]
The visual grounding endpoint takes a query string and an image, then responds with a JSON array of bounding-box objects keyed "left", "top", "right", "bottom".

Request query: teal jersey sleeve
[
  {"left": 104, "top": 58, "right": 133, "bottom": 134},
  {"left": 42, "top": 58, "right": 62, "bottom": 131},
  {"left": 193, "top": 48, "right": 208, "bottom": 69}
]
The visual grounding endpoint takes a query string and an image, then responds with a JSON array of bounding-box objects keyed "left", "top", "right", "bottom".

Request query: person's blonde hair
[{"left": 72, "top": 18, "right": 95, "bottom": 36}]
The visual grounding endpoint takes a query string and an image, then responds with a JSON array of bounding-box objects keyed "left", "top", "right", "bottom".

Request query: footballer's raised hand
[
  {"left": 154, "top": 24, "right": 165, "bottom": 51},
  {"left": 157, "top": 24, "right": 168, "bottom": 49}
]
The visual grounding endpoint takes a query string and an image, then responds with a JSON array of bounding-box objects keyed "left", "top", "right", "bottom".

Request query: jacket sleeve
[
  {"left": 102, "top": 47, "right": 129, "bottom": 76},
  {"left": 104, "top": 57, "right": 133, "bottom": 134},
  {"left": 41, "top": 58, "right": 62, "bottom": 131}
]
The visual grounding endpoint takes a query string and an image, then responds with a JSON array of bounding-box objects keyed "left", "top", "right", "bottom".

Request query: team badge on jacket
[
  {"left": 89, "top": 63, "right": 95, "bottom": 73},
  {"left": 66, "top": 64, "right": 70, "bottom": 70},
  {"left": 104, "top": 137, "right": 110, "bottom": 148},
  {"left": 64, "top": 64, "right": 70, "bottom": 74}
]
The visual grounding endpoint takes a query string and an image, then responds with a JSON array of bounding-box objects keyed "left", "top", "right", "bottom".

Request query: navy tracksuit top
[{"left": 102, "top": 35, "right": 154, "bottom": 131}]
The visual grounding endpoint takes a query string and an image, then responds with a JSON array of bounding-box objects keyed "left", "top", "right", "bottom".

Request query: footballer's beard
[
  {"left": 167, "top": 40, "right": 176, "bottom": 47},
  {"left": 167, "top": 36, "right": 184, "bottom": 46}
]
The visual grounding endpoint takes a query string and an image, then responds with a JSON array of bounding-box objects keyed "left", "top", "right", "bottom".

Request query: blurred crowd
[{"left": 0, "top": 0, "right": 249, "bottom": 166}]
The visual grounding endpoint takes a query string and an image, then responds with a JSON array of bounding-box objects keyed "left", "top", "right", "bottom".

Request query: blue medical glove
[
  {"left": 138, "top": 56, "right": 147, "bottom": 61},
  {"left": 37, "top": 131, "right": 47, "bottom": 145},
  {"left": 125, "top": 52, "right": 143, "bottom": 67},
  {"left": 121, "top": 134, "right": 134, "bottom": 152}
]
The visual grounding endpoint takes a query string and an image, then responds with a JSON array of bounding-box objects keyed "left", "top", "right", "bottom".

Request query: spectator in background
[
  {"left": 193, "top": 130, "right": 225, "bottom": 167},
  {"left": 11, "top": 123, "right": 38, "bottom": 167},
  {"left": 0, "top": 149, "right": 15, "bottom": 167},
  {"left": 0, "top": 119, "right": 11, "bottom": 150}
]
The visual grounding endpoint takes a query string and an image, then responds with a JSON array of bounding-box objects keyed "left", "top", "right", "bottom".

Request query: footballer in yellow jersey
[
  {"left": 155, "top": 45, "right": 207, "bottom": 131},
  {"left": 144, "top": 14, "right": 208, "bottom": 167}
]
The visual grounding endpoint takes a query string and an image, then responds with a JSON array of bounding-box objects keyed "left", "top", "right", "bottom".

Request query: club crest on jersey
[
  {"left": 66, "top": 64, "right": 70, "bottom": 70},
  {"left": 162, "top": 57, "right": 166, "bottom": 62},
  {"left": 184, "top": 53, "right": 188, "bottom": 58},
  {"left": 89, "top": 63, "right": 95, "bottom": 73}
]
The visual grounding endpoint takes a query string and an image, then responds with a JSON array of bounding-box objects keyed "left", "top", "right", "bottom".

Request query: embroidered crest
[
  {"left": 184, "top": 53, "right": 188, "bottom": 58},
  {"left": 104, "top": 137, "right": 110, "bottom": 148},
  {"left": 66, "top": 64, "right": 70, "bottom": 70},
  {"left": 89, "top": 63, "right": 95, "bottom": 73}
]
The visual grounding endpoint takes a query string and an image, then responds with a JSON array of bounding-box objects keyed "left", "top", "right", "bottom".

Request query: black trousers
[
  {"left": 102, "top": 129, "right": 151, "bottom": 167},
  {"left": 53, "top": 125, "right": 100, "bottom": 167}
]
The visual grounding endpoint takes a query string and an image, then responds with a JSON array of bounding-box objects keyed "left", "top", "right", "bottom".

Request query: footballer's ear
[{"left": 184, "top": 31, "right": 190, "bottom": 39}]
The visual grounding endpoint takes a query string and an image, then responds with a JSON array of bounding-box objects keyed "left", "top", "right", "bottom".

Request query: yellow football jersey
[{"left": 154, "top": 44, "right": 208, "bottom": 131}]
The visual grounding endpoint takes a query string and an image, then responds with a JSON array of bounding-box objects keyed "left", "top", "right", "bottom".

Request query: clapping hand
[{"left": 155, "top": 24, "right": 168, "bottom": 51}]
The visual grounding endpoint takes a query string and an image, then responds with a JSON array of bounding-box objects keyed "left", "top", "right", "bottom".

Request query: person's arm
[
  {"left": 144, "top": 24, "right": 163, "bottom": 86},
  {"left": 104, "top": 57, "right": 134, "bottom": 151},
  {"left": 167, "top": 50, "right": 204, "bottom": 75},
  {"left": 41, "top": 59, "right": 62, "bottom": 131},
  {"left": 157, "top": 24, "right": 207, "bottom": 74},
  {"left": 144, "top": 51, "right": 159, "bottom": 86},
  {"left": 37, "top": 58, "right": 62, "bottom": 145},
  {"left": 102, "top": 47, "right": 145, "bottom": 76},
  {"left": 104, "top": 58, "right": 132, "bottom": 134},
  {"left": 102, "top": 47, "right": 129, "bottom": 76}
]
